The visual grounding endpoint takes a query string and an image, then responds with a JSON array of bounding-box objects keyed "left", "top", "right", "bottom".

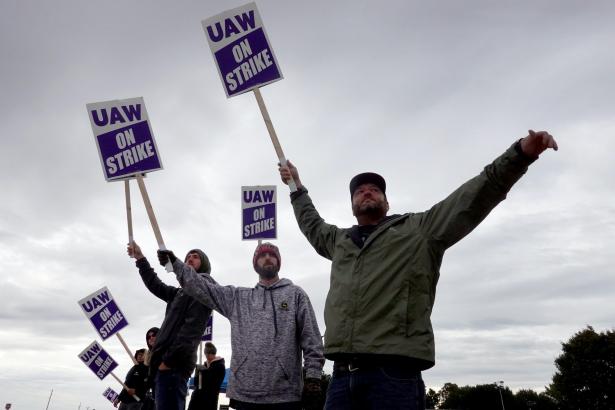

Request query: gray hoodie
[{"left": 172, "top": 259, "right": 324, "bottom": 404}]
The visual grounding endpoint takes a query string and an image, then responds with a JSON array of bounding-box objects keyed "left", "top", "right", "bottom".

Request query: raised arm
[
  {"left": 128, "top": 242, "right": 177, "bottom": 302},
  {"left": 418, "top": 131, "right": 558, "bottom": 250},
  {"left": 157, "top": 250, "right": 237, "bottom": 318},
  {"left": 278, "top": 160, "right": 340, "bottom": 260}
]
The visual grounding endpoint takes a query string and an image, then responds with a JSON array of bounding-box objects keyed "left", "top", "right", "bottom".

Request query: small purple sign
[
  {"left": 202, "top": 314, "right": 213, "bottom": 341},
  {"left": 78, "top": 287, "right": 129, "bottom": 340},
  {"left": 202, "top": 3, "right": 283, "bottom": 97},
  {"left": 103, "top": 387, "right": 119, "bottom": 403},
  {"left": 78, "top": 341, "right": 118, "bottom": 380},
  {"left": 87, "top": 97, "right": 163, "bottom": 181},
  {"left": 242, "top": 186, "right": 276, "bottom": 240}
]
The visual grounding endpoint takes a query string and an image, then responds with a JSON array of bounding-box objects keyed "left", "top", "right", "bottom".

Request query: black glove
[
  {"left": 302, "top": 377, "right": 322, "bottom": 410},
  {"left": 157, "top": 250, "right": 177, "bottom": 266}
]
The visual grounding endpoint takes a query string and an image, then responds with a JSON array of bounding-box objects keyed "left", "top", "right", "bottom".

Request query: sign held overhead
[
  {"left": 202, "top": 2, "right": 283, "bottom": 97},
  {"left": 87, "top": 97, "right": 163, "bottom": 181},
  {"left": 242, "top": 185, "right": 276, "bottom": 240}
]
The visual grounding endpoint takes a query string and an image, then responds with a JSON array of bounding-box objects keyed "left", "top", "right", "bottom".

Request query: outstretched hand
[
  {"left": 127, "top": 241, "right": 144, "bottom": 260},
  {"left": 520, "top": 130, "right": 558, "bottom": 158},
  {"left": 278, "top": 160, "right": 303, "bottom": 189},
  {"left": 157, "top": 250, "right": 177, "bottom": 267}
]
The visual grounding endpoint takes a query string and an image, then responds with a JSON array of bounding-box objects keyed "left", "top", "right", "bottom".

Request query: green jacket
[{"left": 291, "top": 143, "right": 535, "bottom": 369}]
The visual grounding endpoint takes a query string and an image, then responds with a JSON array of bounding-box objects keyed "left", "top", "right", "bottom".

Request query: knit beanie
[{"left": 252, "top": 242, "right": 281, "bottom": 272}]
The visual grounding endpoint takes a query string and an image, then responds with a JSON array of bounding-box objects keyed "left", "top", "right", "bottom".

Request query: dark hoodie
[{"left": 136, "top": 249, "right": 213, "bottom": 379}]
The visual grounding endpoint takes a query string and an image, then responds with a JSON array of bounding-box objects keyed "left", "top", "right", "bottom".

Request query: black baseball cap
[{"left": 349, "top": 172, "right": 386, "bottom": 197}]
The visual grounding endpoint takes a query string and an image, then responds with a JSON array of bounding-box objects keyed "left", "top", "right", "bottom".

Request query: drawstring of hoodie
[{"left": 263, "top": 287, "right": 279, "bottom": 338}]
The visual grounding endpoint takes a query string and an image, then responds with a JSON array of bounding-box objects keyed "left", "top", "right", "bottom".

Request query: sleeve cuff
[{"left": 290, "top": 186, "right": 308, "bottom": 201}]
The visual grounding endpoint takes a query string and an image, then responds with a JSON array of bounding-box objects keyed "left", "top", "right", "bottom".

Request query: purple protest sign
[
  {"left": 202, "top": 314, "right": 213, "bottom": 341},
  {"left": 78, "top": 287, "right": 129, "bottom": 340},
  {"left": 78, "top": 341, "right": 118, "bottom": 380},
  {"left": 242, "top": 185, "right": 276, "bottom": 240},
  {"left": 87, "top": 97, "right": 163, "bottom": 181},
  {"left": 103, "top": 387, "right": 119, "bottom": 403},
  {"left": 202, "top": 2, "right": 283, "bottom": 97}
]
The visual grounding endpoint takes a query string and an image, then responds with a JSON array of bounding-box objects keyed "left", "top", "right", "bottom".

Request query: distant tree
[
  {"left": 514, "top": 389, "right": 557, "bottom": 410},
  {"left": 546, "top": 326, "right": 615, "bottom": 410},
  {"left": 438, "top": 382, "right": 463, "bottom": 407},
  {"left": 426, "top": 388, "right": 440, "bottom": 409},
  {"left": 438, "top": 383, "right": 506, "bottom": 409}
]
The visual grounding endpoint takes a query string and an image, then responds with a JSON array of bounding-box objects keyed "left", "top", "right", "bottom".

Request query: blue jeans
[
  {"left": 325, "top": 363, "right": 425, "bottom": 410},
  {"left": 155, "top": 369, "right": 188, "bottom": 410}
]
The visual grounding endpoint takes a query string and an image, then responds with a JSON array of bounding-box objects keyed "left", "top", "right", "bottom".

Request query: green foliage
[
  {"left": 433, "top": 383, "right": 556, "bottom": 410},
  {"left": 546, "top": 326, "right": 615, "bottom": 410},
  {"left": 426, "top": 388, "right": 440, "bottom": 409}
]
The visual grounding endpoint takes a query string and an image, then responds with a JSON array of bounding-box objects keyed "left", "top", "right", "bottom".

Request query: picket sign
[
  {"left": 201, "top": 3, "right": 296, "bottom": 192},
  {"left": 135, "top": 174, "right": 173, "bottom": 272},
  {"left": 103, "top": 387, "right": 119, "bottom": 404},
  {"left": 77, "top": 341, "right": 140, "bottom": 401}
]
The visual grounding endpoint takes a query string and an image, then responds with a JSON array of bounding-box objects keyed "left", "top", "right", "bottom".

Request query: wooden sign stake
[
  {"left": 135, "top": 174, "right": 173, "bottom": 272},
  {"left": 253, "top": 87, "right": 297, "bottom": 192}
]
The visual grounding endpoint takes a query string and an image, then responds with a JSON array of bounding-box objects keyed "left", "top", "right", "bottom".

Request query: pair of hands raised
[{"left": 126, "top": 241, "right": 176, "bottom": 267}]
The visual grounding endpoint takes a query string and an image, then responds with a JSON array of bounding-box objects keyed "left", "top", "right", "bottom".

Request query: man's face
[
  {"left": 256, "top": 252, "right": 279, "bottom": 279},
  {"left": 185, "top": 252, "right": 202, "bottom": 271},
  {"left": 352, "top": 183, "right": 389, "bottom": 218},
  {"left": 135, "top": 352, "right": 144, "bottom": 363},
  {"left": 147, "top": 332, "right": 157, "bottom": 348}
]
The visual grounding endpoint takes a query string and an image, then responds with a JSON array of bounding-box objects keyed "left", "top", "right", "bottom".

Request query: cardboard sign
[
  {"left": 202, "top": 2, "right": 283, "bottom": 97},
  {"left": 78, "top": 286, "right": 129, "bottom": 340},
  {"left": 78, "top": 341, "right": 118, "bottom": 380},
  {"left": 202, "top": 314, "right": 213, "bottom": 341},
  {"left": 242, "top": 185, "right": 276, "bottom": 240},
  {"left": 103, "top": 387, "right": 119, "bottom": 403},
  {"left": 87, "top": 97, "right": 163, "bottom": 181}
]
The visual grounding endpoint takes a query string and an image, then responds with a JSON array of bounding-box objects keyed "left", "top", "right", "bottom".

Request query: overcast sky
[{"left": 1, "top": 0, "right": 614, "bottom": 408}]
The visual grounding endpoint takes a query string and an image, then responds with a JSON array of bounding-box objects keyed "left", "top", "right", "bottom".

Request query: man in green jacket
[{"left": 278, "top": 130, "right": 558, "bottom": 410}]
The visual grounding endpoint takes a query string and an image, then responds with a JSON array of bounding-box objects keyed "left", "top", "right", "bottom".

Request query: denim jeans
[
  {"left": 324, "top": 363, "right": 425, "bottom": 410},
  {"left": 155, "top": 369, "right": 188, "bottom": 410},
  {"left": 229, "top": 400, "right": 302, "bottom": 409}
]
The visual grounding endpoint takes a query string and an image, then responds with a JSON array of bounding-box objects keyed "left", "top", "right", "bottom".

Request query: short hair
[
  {"left": 134, "top": 348, "right": 146, "bottom": 360},
  {"left": 204, "top": 342, "right": 217, "bottom": 355}
]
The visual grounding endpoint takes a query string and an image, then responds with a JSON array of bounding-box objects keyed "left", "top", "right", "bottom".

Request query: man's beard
[
  {"left": 353, "top": 199, "right": 387, "bottom": 219},
  {"left": 256, "top": 265, "right": 278, "bottom": 279}
]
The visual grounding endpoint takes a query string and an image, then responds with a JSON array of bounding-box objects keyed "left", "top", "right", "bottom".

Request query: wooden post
[
  {"left": 116, "top": 333, "right": 138, "bottom": 365},
  {"left": 253, "top": 87, "right": 297, "bottom": 192},
  {"left": 125, "top": 180, "right": 133, "bottom": 243},
  {"left": 135, "top": 174, "right": 173, "bottom": 272}
]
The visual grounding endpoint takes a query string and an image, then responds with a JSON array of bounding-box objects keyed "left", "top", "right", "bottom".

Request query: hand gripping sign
[
  {"left": 78, "top": 287, "right": 137, "bottom": 365},
  {"left": 202, "top": 3, "right": 297, "bottom": 192},
  {"left": 87, "top": 97, "right": 173, "bottom": 271},
  {"left": 242, "top": 185, "right": 276, "bottom": 240},
  {"left": 78, "top": 341, "right": 140, "bottom": 401}
]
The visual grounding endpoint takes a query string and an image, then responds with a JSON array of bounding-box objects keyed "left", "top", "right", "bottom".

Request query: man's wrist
[{"left": 291, "top": 185, "right": 308, "bottom": 201}]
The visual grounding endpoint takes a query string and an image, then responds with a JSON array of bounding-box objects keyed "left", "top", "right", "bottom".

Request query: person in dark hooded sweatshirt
[
  {"left": 128, "top": 242, "right": 213, "bottom": 410},
  {"left": 158, "top": 242, "right": 325, "bottom": 410}
]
